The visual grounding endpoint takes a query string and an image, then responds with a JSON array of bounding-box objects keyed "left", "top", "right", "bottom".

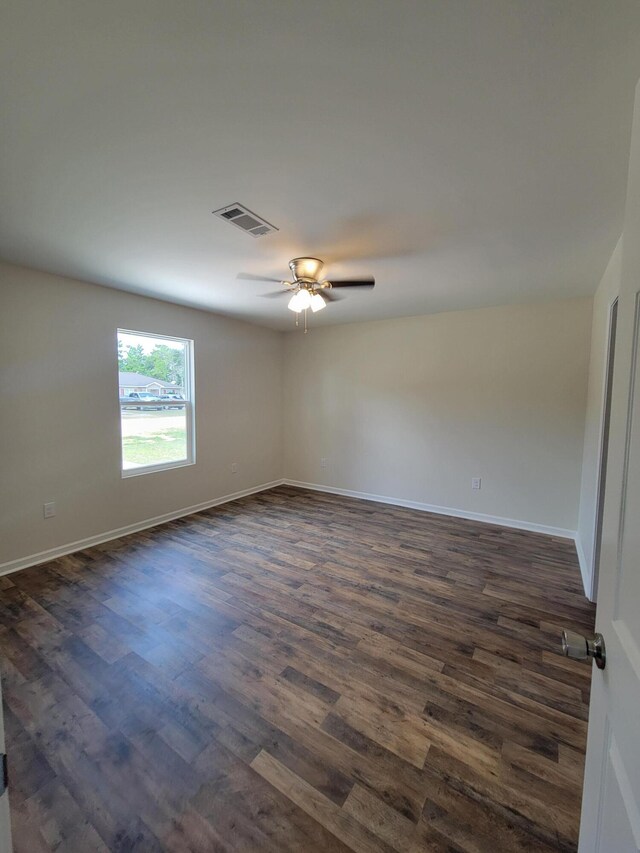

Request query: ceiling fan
[{"left": 237, "top": 257, "right": 375, "bottom": 330}]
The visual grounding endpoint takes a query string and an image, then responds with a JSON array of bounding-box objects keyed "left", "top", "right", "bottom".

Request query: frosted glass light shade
[
  {"left": 310, "top": 292, "right": 326, "bottom": 312},
  {"left": 287, "top": 289, "right": 311, "bottom": 312},
  {"left": 296, "top": 288, "right": 312, "bottom": 309},
  {"left": 288, "top": 293, "right": 302, "bottom": 312}
]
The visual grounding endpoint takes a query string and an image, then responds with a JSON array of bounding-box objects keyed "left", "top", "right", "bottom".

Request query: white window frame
[{"left": 118, "top": 328, "right": 196, "bottom": 478}]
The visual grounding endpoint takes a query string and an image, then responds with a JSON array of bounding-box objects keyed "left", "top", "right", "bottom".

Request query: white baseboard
[
  {"left": 283, "top": 479, "right": 576, "bottom": 539},
  {"left": 574, "top": 534, "right": 594, "bottom": 601},
  {"left": 0, "top": 479, "right": 286, "bottom": 577}
]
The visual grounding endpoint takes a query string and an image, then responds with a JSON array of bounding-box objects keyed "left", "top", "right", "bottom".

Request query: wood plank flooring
[{"left": 0, "top": 486, "right": 596, "bottom": 852}]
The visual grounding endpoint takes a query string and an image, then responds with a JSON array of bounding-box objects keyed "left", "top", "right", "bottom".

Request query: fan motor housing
[{"left": 289, "top": 257, "right": 324, "bottom": 283}]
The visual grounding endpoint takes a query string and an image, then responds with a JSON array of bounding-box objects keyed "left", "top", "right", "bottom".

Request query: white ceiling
[{"left": 1, "top": 1, "right": 640, "bottom": 330}]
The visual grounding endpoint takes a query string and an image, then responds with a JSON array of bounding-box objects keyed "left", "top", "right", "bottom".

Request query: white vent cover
[{"left": 213, "top": 203, "right": 278, "bottom": 238}]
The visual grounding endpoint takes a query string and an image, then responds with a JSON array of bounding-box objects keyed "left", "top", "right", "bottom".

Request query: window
[{"left": 117, "top": 329, "right": 195, "bottom": 476}]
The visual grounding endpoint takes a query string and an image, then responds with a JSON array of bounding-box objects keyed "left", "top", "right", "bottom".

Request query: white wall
[
  {"left": 576, "top": 241, "right": 622, "bottom": 599},
  {"left": 283, "top": 298, "right": 592, "bottom": 534},
  {"left": 0, "top": 262, "right": 283, "bottom": 569}
]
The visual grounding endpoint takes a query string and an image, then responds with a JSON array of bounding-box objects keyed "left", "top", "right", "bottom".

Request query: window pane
[
  {"left": 118, "top": 330, "right": 193, "bottom": 473},
  {"left": 121, "top": 404, "right": 188, "bottom": 470}
]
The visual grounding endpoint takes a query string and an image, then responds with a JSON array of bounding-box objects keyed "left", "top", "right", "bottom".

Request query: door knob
[{"left": 561, "top": 629, "right": 606, "bottom": 669}]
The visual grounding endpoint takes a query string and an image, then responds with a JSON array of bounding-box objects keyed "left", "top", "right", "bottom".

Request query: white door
[
  {"left": 578, "top": 79, "right": 640, "bottom": 853},
  {"left": 0, "top": 677, "right": 12, "bottom": 853}
]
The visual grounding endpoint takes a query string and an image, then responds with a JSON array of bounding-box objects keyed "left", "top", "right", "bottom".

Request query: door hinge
[{"left": 0, "top": 754, "right": 7, "bottom": 796}]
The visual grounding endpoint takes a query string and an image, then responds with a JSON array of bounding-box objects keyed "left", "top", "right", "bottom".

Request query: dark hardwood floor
[{"left": 0, "top": 486, "right": 595, "bottom": 852}]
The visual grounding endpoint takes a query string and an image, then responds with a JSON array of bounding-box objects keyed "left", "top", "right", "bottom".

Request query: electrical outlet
[
  {"left": 471, "top": 477, "right": 481, "bottom": 490},
  {"left": 43, "top": 501, "right": 56, "bottom": 518},
  {"left": 231, "top": 462, "right": 239, "bottom": 474},
  {"left": 320, "top": 457, "right": 328, "bottom": 469}
]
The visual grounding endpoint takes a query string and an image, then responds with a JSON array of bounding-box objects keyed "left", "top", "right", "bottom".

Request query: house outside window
[{"left": 117, "top": 330, "right": 195, "bottom": 476}]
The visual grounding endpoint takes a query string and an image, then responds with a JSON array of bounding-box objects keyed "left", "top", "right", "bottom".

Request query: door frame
[{"left": 590, "top": 296, "right": 619, "bottom": 602}]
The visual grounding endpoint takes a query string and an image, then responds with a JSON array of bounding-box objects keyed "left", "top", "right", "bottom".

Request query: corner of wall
[
  {"left": 574, "top": 533, "right": 593, "bottom": 601},
  {"left": 574, "top": 235, "right": 622, "bottom": 605}
]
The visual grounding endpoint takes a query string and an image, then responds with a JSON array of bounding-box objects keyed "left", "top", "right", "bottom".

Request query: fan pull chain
[{"left": 304, "top": 309, "right": 308, "bottom": 334}]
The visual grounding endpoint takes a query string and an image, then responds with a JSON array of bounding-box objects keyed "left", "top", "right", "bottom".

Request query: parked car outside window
[
  {"left": 159, "top": 394, "right": 185, "bottom": 409},
  {"left": 119, "top": 392, "right": 164, "bottom": 410}
]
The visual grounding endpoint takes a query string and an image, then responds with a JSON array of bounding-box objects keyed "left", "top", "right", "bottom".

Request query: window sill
[{"left": 121, "top": 459, "right": 195, "bottom": 479}]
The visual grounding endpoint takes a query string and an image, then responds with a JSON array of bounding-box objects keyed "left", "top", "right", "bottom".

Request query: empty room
[{"left": 1, "top": 2, "right": 640, "bottom": 852}]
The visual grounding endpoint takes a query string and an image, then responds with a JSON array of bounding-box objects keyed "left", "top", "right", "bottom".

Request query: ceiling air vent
[{"left": 213, "top": 203, "right": 278, "bottom": 238}]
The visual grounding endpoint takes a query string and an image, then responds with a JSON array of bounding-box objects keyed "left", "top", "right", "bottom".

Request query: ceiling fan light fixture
[
  {"left": 287, "top": 288, "right": 312, "bottom": 312},
  {"left": 287, "top": 292, "right": 303, "bottom": 312},
  {"left": 296, "top": 288, "right": 312, "bottom": 310},
  {"left": 310, "top": 292, "right": 326, "bottom": 312}
]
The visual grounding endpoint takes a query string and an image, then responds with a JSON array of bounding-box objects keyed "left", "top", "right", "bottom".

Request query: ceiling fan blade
[
  {"left": 258, "top": 290, "right": 291, "bottom": 298},
  {"left": 328, "top": 277, "right": 375, "bottom": 289},
  {"left": 237, "top": 272, "right": 284, "bottom": 283}
]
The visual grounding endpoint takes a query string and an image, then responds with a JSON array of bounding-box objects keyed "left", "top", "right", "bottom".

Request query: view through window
[{"left": 117, "top": 329, "right": 194, "bottom": 474}]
